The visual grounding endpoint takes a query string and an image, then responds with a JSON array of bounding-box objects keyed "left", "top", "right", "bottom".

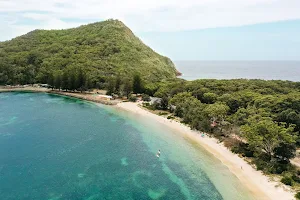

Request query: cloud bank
[{"left": 0, "top": 0, "right": 300, "bottom": 40}]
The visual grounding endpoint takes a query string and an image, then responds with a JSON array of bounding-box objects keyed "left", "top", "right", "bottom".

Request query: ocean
[
  {"left": 0, "top": 92, "right": 256, "bottom": 200},
  {"left": 175, "top": 61, "right": 300, "bottom": 81}
]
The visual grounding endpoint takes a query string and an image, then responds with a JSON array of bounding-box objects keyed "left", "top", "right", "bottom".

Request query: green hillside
[{"left": 0, "top": 19, "right": 178, "bottom": 86}]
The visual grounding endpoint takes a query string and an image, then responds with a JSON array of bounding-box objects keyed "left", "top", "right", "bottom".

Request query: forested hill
[{"left": 0, "top": 19, "right": 178, "bottom": 86}]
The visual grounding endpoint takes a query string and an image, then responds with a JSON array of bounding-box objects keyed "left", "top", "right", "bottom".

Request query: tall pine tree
[{"left": 132, "top": 74, "right": 143, "bottom": 94}]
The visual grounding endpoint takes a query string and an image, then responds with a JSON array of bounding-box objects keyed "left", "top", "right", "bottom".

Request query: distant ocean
[{"left": 175, "top": 61, "right": 300, "bottom": 82}]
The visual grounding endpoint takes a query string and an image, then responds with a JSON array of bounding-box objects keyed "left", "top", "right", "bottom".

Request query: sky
[{"left": 1, "top": 0, "right": 300, "bottom": 60}]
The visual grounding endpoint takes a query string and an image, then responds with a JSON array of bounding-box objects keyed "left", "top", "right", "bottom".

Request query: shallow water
[{"left": 0, "top": 92, "right": 256, "bottom": 200}]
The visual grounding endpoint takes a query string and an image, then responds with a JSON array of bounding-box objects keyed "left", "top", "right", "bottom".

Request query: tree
[
  {"left": 53, "top": 70, "right": 62, "bottom": 90},
  {"left": 204, "top": 103, "right": 229, "bottom": 123},
  {"left": 106, "top": 79, "right": 115, "bottom": 95},
  {"left": 170, "top": 93, "right": 207, "bottom": 127},
  {"left": 231, "top": 106, "right": 272, "bottom": 126},
  {"left": 24, "top": 64, "right": 36, "bottom": 84},
  {"left": 241, "top": 119, "right": 297, "bottom": 160},
  {"left": 77, "top": 68, "right": 86, "bottom": 92},
  {"left": 129, "top": 95, "right": 137, "bottom": 102},
  {"left": 191, "top": 88, "right": 209, "bottom": 101},
  {"left": 121, "top": 79, "right": 132, "bottom": 97},
  {"left": 202, "top": 92, "right": 217, "bottom": 104},
  {"left": 115, "top": 76, "right": 122, "bottom": 94},
  {"left": 181, "top": 98, "right": 205, "bottom": 124},
  {"left": 160, "top": 96, "right": 169, "bottom": 110},
  {"left": 274, "top": 142, "right": 296, "bottom": 162},
  {"left": 133, "top": 74, "right": 143, "bottom": 94},
  {"left": 277, "top": 109, "right": 300, "bottom": 132},
  {"left": 142, "top": 94, "right": 151, "bottom": 102},
  {"left": 169, "top": 92, "right": 193, "bottom": 105},
  {"left": 218, "top": 93, "right": 240, "bottom": 114},
  {"left": 190, "top": 107, "right": 210, "bottom": 131},
  {"left": 47, "top": 72, "right": 54, "bottom": 89},
  {"left": 27, "top": 52, "right": 40, "bottom": 65},
  {"left": 61, "top": 70, "right": 69, "bottom": 91},
  {"left": 85, "top": 75, "right": 93, "bottom": 90},
  {"left": 68, "top": 71, "right": 77, "bottom": 91},
  {"left": 36, "top": 66, "right": 49, "bottom": 84}
]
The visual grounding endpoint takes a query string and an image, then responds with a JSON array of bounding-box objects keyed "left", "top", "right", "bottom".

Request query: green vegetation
[
  {"left": 145, "top": 78, "right": 300, "bottom": 180},
  {"left": 158, "top": 111, "right": 168, "bottom": 116},
  {"left": 141, "top": 94, "right": 151, "bottom": 102},
  {"left": 295, "top": 192, "right": 300, "bottom": 199},
  {"left": 128, "top": 95, "right": 137, "bottom": 102},
  {"left": 133, "top": 74, "right": 143, "bottom": 94},
  {"left": 281, "top": 175, "right": 294, "bottom": 186},
  {"left": 1, "top": 17, "right": 300, "bottom": 190},
  {"left": 0, "top": 19, "right": 177, "bottom": 87}
]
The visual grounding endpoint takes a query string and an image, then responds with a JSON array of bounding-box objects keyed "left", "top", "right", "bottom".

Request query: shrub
[
  {"left": 129, "top": 95, "right": 137, "bottom": 102},
  {"left": 295, "top": 192, "right": 300, "bottom": 200},
  {"left": 231, "top": 146, "right": 240, "bottom": 154},
  {"left": 152, "top": 101, "right": 161, "bottom": 110},
  {"left": 148, "top": 106, "right": 156, "bottom": 110},
  {"left": 142, "top": 102, "right": 150, "bottom": 106},
  {"left": 253, "top": 159, "right": 267, "bottom": 171},
  {"left": 158, "top": 112, "right": 168, "bottom": 115},
  {"left": 225, "top": 139, "right": 254, "bottom": 158},
  {"left": 292, "top": 174, "right": 300, "bottom": 183},
  {"left": 281, "top": 176, "right": 294, "bottom": 186},
  {"left": 167, "top": 115, "right": 174, "bottom": 119},
  {"left": 142, "top": 94, "right": 151, "bottom": 102},
  {"left": 223, "top": 138, "right": 239, "bottom": 149},
  {"left": 269, "top": 163, "right": 289, "bottom": 174}
]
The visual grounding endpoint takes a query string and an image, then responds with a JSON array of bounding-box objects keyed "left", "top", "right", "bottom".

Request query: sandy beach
[
  {"left": 116, "top": 102, "right": 295, "bottom": 200},
  {"left": 0, "top": 86, "right": 120, "bottom": 105}
]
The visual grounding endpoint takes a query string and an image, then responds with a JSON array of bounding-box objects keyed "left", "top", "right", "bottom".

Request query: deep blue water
[
  {"left": 0, "top": 92, "right": 255, "bottom": 200},
  {"left": 175, "top": 61, "right": 300, "bottom": 81}
]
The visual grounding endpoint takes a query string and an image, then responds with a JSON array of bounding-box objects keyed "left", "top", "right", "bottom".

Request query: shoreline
[
  {"left": 1, "top": 87, "right": 295, "bottom": 199},
  {"left": 0, "top": 87, "right": 120, "bottom": 105},
  {"left": 116, "top": 102, "right": 295, "bottom": 200}
]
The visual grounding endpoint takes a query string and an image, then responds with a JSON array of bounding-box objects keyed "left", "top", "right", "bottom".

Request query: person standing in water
[{"left": 156, "top": 150, "right": 161, "bottom": 157}]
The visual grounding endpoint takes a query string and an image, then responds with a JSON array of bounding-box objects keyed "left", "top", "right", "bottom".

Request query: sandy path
[{"left": 116, "top": 102, "right": 295, "bottom": 200}]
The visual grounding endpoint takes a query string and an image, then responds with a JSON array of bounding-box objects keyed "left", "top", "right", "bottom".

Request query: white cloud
[{"left": 0, "top": 0, "right": 300, "bottom": 40}]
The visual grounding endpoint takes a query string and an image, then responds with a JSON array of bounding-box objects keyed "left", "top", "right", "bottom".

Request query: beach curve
[{"left": 116, "top": 102, "right": 295, "bottom": 200}]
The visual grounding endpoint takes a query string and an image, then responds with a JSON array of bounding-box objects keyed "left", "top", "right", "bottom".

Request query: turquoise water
[{"left": 0, "top": 92, "right": 256, "bottom": 200}]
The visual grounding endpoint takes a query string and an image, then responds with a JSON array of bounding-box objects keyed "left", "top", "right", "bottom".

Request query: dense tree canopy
[
  {"left": 241, "top": 118, "right": 297, "bottom": 159},
  {"left": 0, "top": 19, "right": 177, "bottom": 87},
  {"left": 152, "top": 79, "right": 300, "bottom": 134},
  {"left": 147, "top": 78, "right": 300, "bottom": 175}
]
